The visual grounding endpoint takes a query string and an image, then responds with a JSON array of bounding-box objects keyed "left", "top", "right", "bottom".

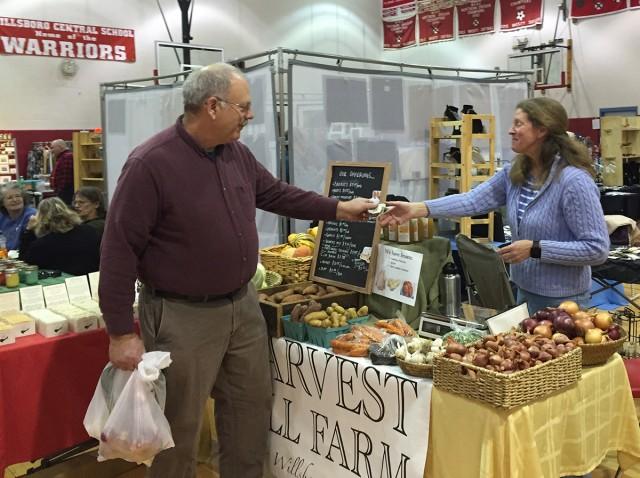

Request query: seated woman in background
[
  {"left": 0, "top": 183, "right": 37, "bottom": 250},
  {"left": 20, "top": 197, "right": 100, "bottom": 276},
  {"left": 73, "top": 186, "right": 107, "bottom": 237}
]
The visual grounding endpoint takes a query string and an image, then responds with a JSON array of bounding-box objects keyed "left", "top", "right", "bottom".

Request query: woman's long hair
[
  {"left": 509, "top": 97, "right": 594, "bottom": 185},
  {"left": 34, "top": 197, "right": 82, "bottom": 237}
]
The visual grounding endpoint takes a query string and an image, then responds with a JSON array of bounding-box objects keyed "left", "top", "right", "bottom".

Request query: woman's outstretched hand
[{"left": 378, "top": 201, "right": 428, "bottom": 226}]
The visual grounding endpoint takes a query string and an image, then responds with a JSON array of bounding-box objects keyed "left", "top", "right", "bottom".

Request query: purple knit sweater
[{"left": 426, "top": 158, "right": 609, "bottom": 297}]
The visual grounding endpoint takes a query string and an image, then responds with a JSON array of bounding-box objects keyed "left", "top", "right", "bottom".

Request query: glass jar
[
  {"left": 5, "top": 268, "right": 19, "bottom": 288},
  {"left": 0, "top": 266, "right": 5, "bottom": 286},
  {"left": 24, "top": 265, "right": 39, "bottom": 285}
]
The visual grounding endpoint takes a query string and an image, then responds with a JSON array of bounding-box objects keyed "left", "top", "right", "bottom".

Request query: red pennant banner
[
  {"left": 383, "top": 0, "right": 417, "bottom": 49},
  {"left": 417, "top": 0, "right": 455, "bottom": 44},
  {"left": 383, "top": 17, "right": 417, "bottom": 49},
  {"left": 457, "top": 0, "right": 496, "bottom": 36},
  {"left": 0, "top": 16, "right": 135, "bottom": 62},
  {"left": 570, "top": 0, "right": 627, "bottom": 18},
  {"left": 629, "top": 0, "right": 640, "bottom": 8},
  {"left": 500, "top": 0, "right": 543, "bottom": 30}
]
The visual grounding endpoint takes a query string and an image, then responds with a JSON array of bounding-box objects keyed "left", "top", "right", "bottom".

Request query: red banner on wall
[
  {"left": 570, "top": 0, "right": 627, "bottom": 18},
  {"left": 0, "top": 16, "right": 135, "bottom": 62},
  {"left": 500, "top": 0, "right": 543, "bottom": 30},
  {"left": 457, "top": 0, "right": 496, "bottom": 37},
  {"left": 383, "top": 0, "right": 417, "bottom": 49},
  {"left": 629, "top": 0, "right": 640, "bottom": 8},
  {"left": 417, "top": 0, "right": 455, "bottom": 44}
]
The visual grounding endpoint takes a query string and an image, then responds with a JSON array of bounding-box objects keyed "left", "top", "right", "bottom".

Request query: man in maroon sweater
[
  {"left": 99, "top": 63, "right": 374, "bottom": 477},
  {"left": 50, "top": 139, "right": 74, "bottom": 205}
]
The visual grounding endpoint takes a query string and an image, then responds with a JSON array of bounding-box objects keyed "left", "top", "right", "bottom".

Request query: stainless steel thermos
[{"left": 443, "top": 262, "right": 461, "bottom": 318}]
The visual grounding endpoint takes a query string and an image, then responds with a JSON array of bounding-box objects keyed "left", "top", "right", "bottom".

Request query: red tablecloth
[{"left": 0, "top": 329, "right": 110, "bottom": 474}]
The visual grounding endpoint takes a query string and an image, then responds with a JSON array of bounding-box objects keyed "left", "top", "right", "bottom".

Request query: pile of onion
[
  {"left": 444, "top": 332, "right": 575, "bottom": 375},
  {"left": 519, "top": 301, "right": 623, "bottom": 344}
]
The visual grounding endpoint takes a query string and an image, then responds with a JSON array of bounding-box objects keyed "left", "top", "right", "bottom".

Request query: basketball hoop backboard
[
  {"left": 508, "top": 43, "right": 571, "bottom": 91},
  {"left": 155, "top": 41, "right": 224, "bottom": 77}
]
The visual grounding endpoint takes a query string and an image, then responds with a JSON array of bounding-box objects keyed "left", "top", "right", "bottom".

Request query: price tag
[
  {"left": 0, "top": 291, "right": 20, "bottom": 312},
  {"left": 43, "top": 283, "right": 70, "bottom": 307},
  {"left": 65, "top": 276, "right": 92, "bottom": 302},
  {"left": 19, "top": 285, "right": 46, "bottom": 312}
]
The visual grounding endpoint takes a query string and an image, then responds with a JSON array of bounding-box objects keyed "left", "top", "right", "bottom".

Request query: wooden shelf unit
[
  {"left": 0, "top": 132, "right": 18, "bottom": 183},
  {"left": 428, "top": 114, "right": 496, "bottom": 242},
  {"left": 600, "top": 116, "right": 640, "bottom": 186},
  {"left": 72, "top": 131, "right": 103, "bottom": 191}
]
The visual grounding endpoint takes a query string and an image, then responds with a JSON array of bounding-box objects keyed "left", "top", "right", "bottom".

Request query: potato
[
  {"left": 258, "top": 293, "right": 270, "bottom": 302},
  {"left": 272, "top": 289, "right": 295, "bottom": 303},
  {"left": 303, "top": 301, "right": 323, "bottom": 318},
  {"left": 357, "top": 305, "right": 369, "bottom": 317},
  {"left": 326, "top": 286, "right": 341, "bottom": 293},
  {"left": 302, "top": 284, "right": 319, "bottom": 295},
  {"left": 281, "top": 294, "right": 306, "bottom": 304},
  {"left": 304, "top": 311, "right": 328, "bottom": 322},
  {"left": 331, "top": 303, "right": 345, "bottom": 314},
  {"left": 308, "top": 319, "right": 323, "bottom": 327}
]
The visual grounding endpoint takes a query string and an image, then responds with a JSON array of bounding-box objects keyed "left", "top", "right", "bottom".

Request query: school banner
[
  {"left": 457, "top": 0, "right": 496, "bottom": 37},
  {"left": 500, "top": 0, "right": 544, "bottom": 30},
  {"left": 631, "top": 0, "right": 640, "bottom": 9},
  {"left": 570, "top": 0, "right": 627, "bottom": 18},
  {"left": 269, "top": 338, "right": 432, "bottom": 478},
  {"left": 417, "top": 0, "right": 455, "bottom": 44},
  {"left": 383, "top": 0, "right": 418, "bottom": 49},
  {"left": 0, "top": 16, "right": 135, "bottom": 62}
]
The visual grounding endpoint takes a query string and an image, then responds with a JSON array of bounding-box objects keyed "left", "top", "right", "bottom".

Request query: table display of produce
[{"left": 520, "top": 300, "right": 626, "bottom": 365}]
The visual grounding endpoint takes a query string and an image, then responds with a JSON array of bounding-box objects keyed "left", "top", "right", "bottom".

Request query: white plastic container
[
  {"left": 0, "top": 311, "right": 36, "bottom": 337},
  {"left": 49, "top": 304, "right": 98, "bottom": 333},
  {"left": 0, "top": 321, "right": 16, "bottom": 346},
  {"left": 28, "top": 309, "right": 69, "bottom": 338}
]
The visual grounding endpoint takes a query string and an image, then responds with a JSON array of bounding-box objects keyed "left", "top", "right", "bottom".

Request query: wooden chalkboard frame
[{"left": 310, "top": 161, "right": 390, "bottom": 293}]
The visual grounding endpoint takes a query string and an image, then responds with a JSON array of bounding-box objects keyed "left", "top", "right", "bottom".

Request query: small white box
[
  {"left": 0, "top": 176, "right": 11, "bottom": 184},
  {"left": 0, "top": 311, "right": 36, "bottom": 337},
  {"left": 49, "top": 304, "right": 98, "bottom": 333},
  {"left": 72, "top": 299, "right": 104, "bottom": 328},
  {"left": 0, "top": 321, "right": 16, "bottom": 346},
  {"left": 29, "top": 309, "right": 69, "bottom": 337}
]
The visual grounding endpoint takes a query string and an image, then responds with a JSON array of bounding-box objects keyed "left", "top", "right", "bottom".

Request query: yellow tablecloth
[{"left": 424, "top": 354, "right": 640, "bottom": 478}]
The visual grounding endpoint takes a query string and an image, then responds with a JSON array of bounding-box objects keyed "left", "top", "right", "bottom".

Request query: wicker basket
[
  {"left": 397, "top": 358, "right": 434, "bottom": 379},
  {"left": 259, "top": 244, "right": 312, "bottom": 284},
  {"left": 433, "top": 346, "right": 582, "bottom": 409},
  {"left": 578, "top": 329, "right": 626, "bottom": 366}
]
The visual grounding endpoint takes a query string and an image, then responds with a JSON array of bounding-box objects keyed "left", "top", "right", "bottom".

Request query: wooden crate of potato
[{"left": 258, "top": 281, "right": 362, "bottom": 337}]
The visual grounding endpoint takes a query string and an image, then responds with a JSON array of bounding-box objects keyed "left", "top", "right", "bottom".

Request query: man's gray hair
[
  {"left": 51, "top": 139, "right": 67, "bottom": 150},
  {"left": 183, "top": 63, "right": 243, "bottom": 113}
]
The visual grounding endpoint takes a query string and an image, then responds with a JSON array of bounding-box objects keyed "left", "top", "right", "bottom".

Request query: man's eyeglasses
[{"left": 213, "top": 96, "right": 252, "bottom": 115}]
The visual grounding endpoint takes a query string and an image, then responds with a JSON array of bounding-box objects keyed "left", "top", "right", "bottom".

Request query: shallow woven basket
[
  {"left": 433, "top": 346, "right": 582, "bottom": 409},
  {"left": 259, "top": 244, "right": 312, "bottom": 284},
  {"left": 397, "top": 357, "right": 434, "bottom": 379},
  {"left": 578, "top": 329, "right": 626, "bottom": 366}
]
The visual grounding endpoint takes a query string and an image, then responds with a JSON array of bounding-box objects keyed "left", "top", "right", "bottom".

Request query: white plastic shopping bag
[{"left": 83, "top": 351, "right": 174, "bottom": 466}]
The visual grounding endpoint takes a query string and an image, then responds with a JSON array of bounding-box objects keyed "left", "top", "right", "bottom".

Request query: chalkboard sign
[{"left": 311, "top": 162, "right": 390, "bottom": 293}]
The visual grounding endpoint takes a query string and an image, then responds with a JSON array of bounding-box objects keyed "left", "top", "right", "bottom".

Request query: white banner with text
[{"left": 269, "top": 338, "right": 432, "bottom": 478}]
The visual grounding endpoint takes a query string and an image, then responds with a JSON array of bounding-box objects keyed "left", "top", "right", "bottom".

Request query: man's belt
[{"left": 146, "top": 286, "right": 237, "bottom": 303}]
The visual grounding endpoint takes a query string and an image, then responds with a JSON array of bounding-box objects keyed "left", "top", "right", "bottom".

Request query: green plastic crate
[
  {"left": 305, "top": 323, "right": 350, "bottom": 348},
  {"left": 281, "top": 315, "right": 307, "bottom": 341}
]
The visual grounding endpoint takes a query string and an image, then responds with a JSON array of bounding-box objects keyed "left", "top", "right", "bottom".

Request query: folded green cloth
[{"left": 365, "top": 237, "right": 452, "bottom": 329}]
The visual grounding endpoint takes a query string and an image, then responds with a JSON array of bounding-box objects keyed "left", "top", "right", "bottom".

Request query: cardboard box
[
  {"left": 72, "top": 299, "right": 104, "bottom": 328},
  {"left": 258, "top": 281, "right": 361, "bottom": 337},
  {"left": 29, "top": 309, "right": 69, "bottom": 337}
]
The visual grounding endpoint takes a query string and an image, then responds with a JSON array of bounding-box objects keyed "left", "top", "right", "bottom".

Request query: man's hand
[
  {"left": 109, "top": 333, "right": 145, "bottom": 370},
  {"left": 496, "top": 240, "right": 533, "bottom": 264},
  {"left": 336, "top": 197, "right": 378, "bottom": 221},
  {"left": 377, "top": 201, "right": 428, "bottom": 226}
]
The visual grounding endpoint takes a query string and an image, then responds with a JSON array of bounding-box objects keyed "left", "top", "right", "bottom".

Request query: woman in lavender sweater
[{"left": 380, "top": 97, "right": 609, "bottom": 315}]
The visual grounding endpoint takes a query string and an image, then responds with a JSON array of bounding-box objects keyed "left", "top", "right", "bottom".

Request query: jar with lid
[
  {"left": 5, "top": 268, "right": 19, "bottom": 288},
  {"left": 23, "top": 265, "right": 39, "bottom": 285}
]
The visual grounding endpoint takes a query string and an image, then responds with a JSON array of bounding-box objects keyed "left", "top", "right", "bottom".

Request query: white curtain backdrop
[
  {"left": 102, "top": 63, "right": 279, "bottom": 248},
  {"left": 289, "top": 62, "right": 528, "bottom": 232}
]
